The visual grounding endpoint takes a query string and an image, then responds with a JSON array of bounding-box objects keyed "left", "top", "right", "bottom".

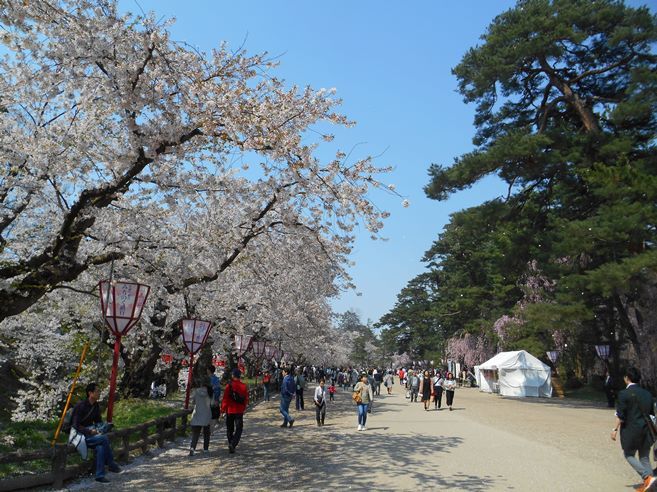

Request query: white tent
[{"left": 478, "top": 350, "right": 552, "bottom": 398}]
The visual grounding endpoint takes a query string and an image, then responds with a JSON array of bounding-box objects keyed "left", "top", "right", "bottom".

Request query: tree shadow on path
[{"left": 74, "top": 392, "right": 506, "bottom": 491}]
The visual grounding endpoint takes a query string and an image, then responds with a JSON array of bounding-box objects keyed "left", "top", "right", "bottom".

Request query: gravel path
[{"left": 63, "top": 386, "right": 650, "bottom": 491}]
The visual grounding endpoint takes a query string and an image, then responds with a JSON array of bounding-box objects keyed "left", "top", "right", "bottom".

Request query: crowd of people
[
  {"left": 67, "top": 362, "right": 655, "bottom": 490},
  {"left": 267, "top": 364, "right": 465, "bottom": 432}
]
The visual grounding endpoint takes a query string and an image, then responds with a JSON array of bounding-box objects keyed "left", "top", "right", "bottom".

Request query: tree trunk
[
  {"left": 538, "top": 57, "right": 600, "bottom": 134},
  {"left": 118, "top": 298, "right": 176, "bottom": 398},
  {"left": 617, "top": 273, "right": 657, "bottom": 395}
]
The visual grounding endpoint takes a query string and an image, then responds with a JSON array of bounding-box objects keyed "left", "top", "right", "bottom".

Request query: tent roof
[{"left": 478, "top": 350, "right": 550, "bottom": 371}]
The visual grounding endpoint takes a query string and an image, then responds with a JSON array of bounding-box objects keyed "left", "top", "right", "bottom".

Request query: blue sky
[{"left": 122, "top": 0, "right": 654, "bottom": 325}]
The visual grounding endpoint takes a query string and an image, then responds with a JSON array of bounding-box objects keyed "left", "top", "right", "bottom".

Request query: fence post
[
  {"left": 181, "top": 413, "right": 188, "bottom": 435},
  {"left": 170, "top": 415, "right": 177, "bottom": 440},
  {"left": 51, "top": 444, "right": 68, "bottom": 489},
  {"left": 121, "top": 434, "right": 130, "bottom": 461},
  {"left": 141, "top": 425, "right": 149, "bottom": 454},
  {"left": 156, "top": 420, "right": 165, "bottom": 448}
]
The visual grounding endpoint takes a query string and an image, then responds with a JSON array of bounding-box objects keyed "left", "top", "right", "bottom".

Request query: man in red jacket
[{"left": 221, "top": 367, "right": 249, "bottom": 454}]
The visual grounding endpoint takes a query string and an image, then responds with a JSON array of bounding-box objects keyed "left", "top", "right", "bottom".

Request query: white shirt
[
  {"left": 443, "top": 379, "right": 457, "bottom": 391},
  {"left": 314, "top": 385, "right": 327, "bottom": 405}
]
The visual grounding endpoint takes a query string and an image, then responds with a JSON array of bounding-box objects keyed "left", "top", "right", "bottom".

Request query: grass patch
[
  {"left": 563, "top": 384, "right": 607, "bottom": 403},
  {"left": 111, "top": 399, "right": 178, "bottom": 428}
]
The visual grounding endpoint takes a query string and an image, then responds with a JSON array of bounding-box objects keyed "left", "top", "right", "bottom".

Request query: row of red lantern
[
  {"left": 160, "top": 354, "right": 226, "bottom": 367},
  {"left": 234, "top": 334, "right": 285, "bottom": 361},
  {"left": 98, "top": 280, "right": 217, "bottom": 415},
  {"left": 98, "top": 279, "right": 291, "bottom": 415}
]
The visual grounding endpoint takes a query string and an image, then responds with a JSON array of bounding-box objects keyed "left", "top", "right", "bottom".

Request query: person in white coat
[{"left": 189, "top": 382, "right": 212, "bottom": 456}]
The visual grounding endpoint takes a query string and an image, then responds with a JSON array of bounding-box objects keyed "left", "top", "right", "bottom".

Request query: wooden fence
[
  {"left": 0, "top": 385, "right": 264, "bottom": 491},
  {"left": 0, "top": 410, "right": 190, "bottom": 492}
]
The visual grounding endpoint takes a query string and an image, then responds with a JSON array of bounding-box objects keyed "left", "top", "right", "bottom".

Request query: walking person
[
  {"left": 408, "top": 370, "right": 420, "bottom": 402},
  {"left": 220, "top": 368, "right": 249, "bottom": 454},
  {"left": 262, "top": 370, "right": 272, "bottom": 401},
  {"left": 433, "top": 371, "right": 444, "bottom": 410},
  {"left": 353, "top": 373, "right": 374, "bottom": 431},
  {"left": 295, "top": 369, "right": 306, "bottom": 411},
  {"left": 420, "top": 370, "right": 433, "bottom": 411},
  {"left": 373, "top": 369, "right": 382, "bottom": 396},
  {"left": 328, "top": 381, "right": 336, "bottom": 401},
  {"left": 443, "top": 372, "right": 457, "bottom": 411},
  {"left": 279, "top": 367, "right": 296, "bottom": 428},
  {"left": 383, "top": 371, "right": 394, "bottom": 395},
  {"left": 207, "top": 366, "right": 222, "bottom": 433},
  {"left": 188, "top": 381, "right": 212, "bottom": 456},
  {"left": 207, "top": 366, "right": 222, "bottom": 404},
  {"left": 314, "top": 379, "right": 327, "bottom": 426},
  {"left": 611, "top": 367, "right": 656, "bottom": 491},
  {"left": 604, "top": 369, "right": 616, "bottom": 408}
]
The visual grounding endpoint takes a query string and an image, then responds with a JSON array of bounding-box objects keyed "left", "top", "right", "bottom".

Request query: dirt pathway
[{"left": 64, "top": 386, "right": 649, "bottom": 491}]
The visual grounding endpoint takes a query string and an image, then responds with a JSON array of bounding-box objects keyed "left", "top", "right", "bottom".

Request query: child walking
[{"left": 328, "top": 382, "right": 336, "bottom": 401}]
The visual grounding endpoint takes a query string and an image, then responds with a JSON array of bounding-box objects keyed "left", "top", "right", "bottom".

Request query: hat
[{"left": 231, "top": 368, "right": 241, "bottom": 378}]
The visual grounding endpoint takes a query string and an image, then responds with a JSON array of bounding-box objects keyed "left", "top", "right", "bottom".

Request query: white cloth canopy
[{"left": 478, "top": 350, "right": 552, "bottom": 398}]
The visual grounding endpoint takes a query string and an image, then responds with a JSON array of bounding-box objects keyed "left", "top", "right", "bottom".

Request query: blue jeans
[
  {"left": 85, "top": 434, "right": 117, "bottom": 478},
  {"left": 623, "top": 438, "right": 653, "bottom": 479},
  {"left": 357, "top": 403, "right": 368, "bottom": 426},
  {"left": 295, "top": 389, "right": 304, "bottom": 410},
  {"left": 279, "top": 396, "right": 294, "bottom": 424},
  {"left": 263, "top": 383, "right": 270, "bottom": 401}
]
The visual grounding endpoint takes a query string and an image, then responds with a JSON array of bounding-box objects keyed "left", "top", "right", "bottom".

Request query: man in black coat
[{"left": 611, "top": 367, "right": 656, "bottom": 492}]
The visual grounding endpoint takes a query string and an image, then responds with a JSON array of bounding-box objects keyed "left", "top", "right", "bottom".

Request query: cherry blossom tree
[
  {"left": 446, "top": 333, "right": 494, "bottom": 368},
  {"left": 390, "top": 351, "right": 411, "bottom": 370},
  {"left": 0, "top": 0, "right": 391, "bottom": 324},
  {"left": 0, "top": 0, "right": 395, "bottom": 419}
]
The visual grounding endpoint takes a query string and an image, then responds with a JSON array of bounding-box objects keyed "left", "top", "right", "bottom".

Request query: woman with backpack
[
  {"left": 383, "top": 371, "right": 394, "bottom": 395},
  {"left": 353, "top": 373, "right": 374, "bottom": 431}
]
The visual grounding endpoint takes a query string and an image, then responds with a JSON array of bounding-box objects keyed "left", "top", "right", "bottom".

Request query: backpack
[
  {"left": 62, "top": 403, "right": 95, "bottom": 434},
  {"left": 62, "top": 408, "right": 75, "bottom": 433},
  {"left": 229, "top": 383, "right": 245, "bottom": 404}
]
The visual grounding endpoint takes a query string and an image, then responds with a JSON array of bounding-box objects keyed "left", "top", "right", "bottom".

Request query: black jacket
[
  {"left": 72, "top": 399, "right": 101, "bottom": 437},
  {"left": 616, "top": 384, "right": 655, "bottom": 452}
]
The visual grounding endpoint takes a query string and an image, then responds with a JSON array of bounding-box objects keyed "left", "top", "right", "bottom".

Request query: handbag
[
  {"left": 68, "top": 428, "right": 88, "bottom": 460},
  {"left": 352, "top": 391, "right": 362, "bottom": 404}
]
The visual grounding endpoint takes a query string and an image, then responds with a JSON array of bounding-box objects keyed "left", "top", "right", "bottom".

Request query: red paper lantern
[
  {"left": 252, "top": 340, "right": 266, "bottom": 358},
  {"left": 99, "top": 280, "right": 150, "bottom": 423},
  {"left": 181, "top": 319, "right": 212, "bottom": 409},
  {"left": 234, "top": 334, "right": 253, "bottom": 357},
  {"left": 99, "top": 281, "right": 150, "bottom": 337}
]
